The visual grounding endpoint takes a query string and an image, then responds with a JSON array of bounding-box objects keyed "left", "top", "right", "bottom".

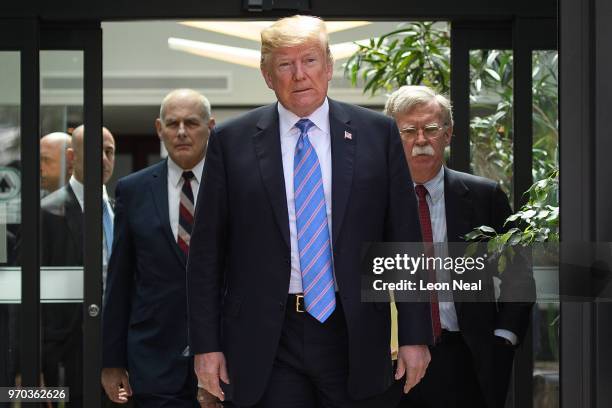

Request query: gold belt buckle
[{"left": 295, "top": 294, "right": 305, "bottom": 313}]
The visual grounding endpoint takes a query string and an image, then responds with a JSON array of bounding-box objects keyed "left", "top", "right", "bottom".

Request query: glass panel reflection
[
  {"left": 532, "top": 50, "right": 559, "bottom": 408},
  {"left": 0, "top": 51, "right": 21, "bottom": 399},
  {"left": 39, "top": 50, "right": 85, "bottom": 406},
  {"left": 469, "top": 49, "right": 514, "bottom": 206}
]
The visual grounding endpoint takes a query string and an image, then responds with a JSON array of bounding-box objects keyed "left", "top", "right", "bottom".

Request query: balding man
[
  {"left": 39, "top": 125, "right": 116, "bottom": 407},
  {"left": 102, "top": 89, "right": 218, "bottom": 407},
  {"left": 40, "top": 132, "right": 72, "bottom": 196}
]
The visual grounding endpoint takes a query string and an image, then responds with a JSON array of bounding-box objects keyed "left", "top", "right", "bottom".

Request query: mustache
[{"left": 412, "top": 144, "right": 435, "bottom": 156}]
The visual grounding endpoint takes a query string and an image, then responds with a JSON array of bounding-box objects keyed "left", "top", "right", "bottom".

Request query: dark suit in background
[
  {"left": 102, "top": 88, "right": 216, "bottom": 407},
  {"left": 40, "top": 184, "right": 84, "bottom": 407},
  {"left": 102, "top": 161, "right": 196, "bottom": 401},
  {"left": 397, "top": 168, "right": 534, "bottom": 408},
  {"left": 383, "top": 85, "right": 535, "bottom": 408}
]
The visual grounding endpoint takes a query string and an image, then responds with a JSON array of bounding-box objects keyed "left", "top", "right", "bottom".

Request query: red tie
[
  {"left": 415, "top": 184, "right": 442, "bottom": 342},
  {"left": 177, "top": 171, "right": 195, "bottom": 256}
]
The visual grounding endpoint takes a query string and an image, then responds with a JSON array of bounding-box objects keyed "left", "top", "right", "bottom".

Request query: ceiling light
[
  {"left": 180, "top": 21, "right": 371, "bottom": 42},
  {"left": 168, "top": 38, "right": 261, "bottom": 68},
  {"left": 168, "top": 37, "right": 371, "bottom": 68}
]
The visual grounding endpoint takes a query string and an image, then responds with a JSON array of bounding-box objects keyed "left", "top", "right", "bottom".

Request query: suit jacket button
[{"left": 279, "top": 302, "right": 285, "bottom": 310}]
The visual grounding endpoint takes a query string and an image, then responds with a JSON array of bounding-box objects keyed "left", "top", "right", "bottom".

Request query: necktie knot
[
  {"left": 295, "top": 118, "right": 315, "bottom": 134},
  {"left": 182, "top": 171, "right": 195, "bottom": 182},
  {"left": 415, "top": 184, "right": 428, "bottom": 200}
]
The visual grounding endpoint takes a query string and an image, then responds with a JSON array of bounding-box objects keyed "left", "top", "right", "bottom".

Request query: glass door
[{"left": 0, "top": 20, "right": 104, "bottom": 408}]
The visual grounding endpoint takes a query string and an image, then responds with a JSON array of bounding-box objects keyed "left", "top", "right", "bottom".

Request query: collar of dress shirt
[
  {"left": 68, "top": 175, "right": 110, "bottom": 211},
  {"left": 414, "top": 166, "right": 445, "bottom": 204},
  {"left": 167, "top": 155, "right": 205, "bottom": 188},
  {"left": 277, "top": 97, "right": 330, "bottom": 138}
]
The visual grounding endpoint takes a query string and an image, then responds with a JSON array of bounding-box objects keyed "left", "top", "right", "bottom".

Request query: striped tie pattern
[
  {"left": 293, "top": 119, "right": 336, "bottom": 323},
  {"left": 177, "top": 171, "right": 195, "bottom": 255},
  {"left": 415, "top": 184, "right": 442, "bottom": 342},
  {"left": 102, "top": 199, "right": 114, "bottom": 257}
]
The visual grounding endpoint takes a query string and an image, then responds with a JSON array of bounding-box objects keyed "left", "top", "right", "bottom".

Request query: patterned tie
[
  {"left": 102, "top": 199, "right": 114, "bottom": 257},
  {"left": 177, "top": 171, "right": 195, "bottom": 256},
  {"left": 294, "top": 119, "right": 336, "bottom": 323},
  {"left": 415, "top": 184, "right": 442, "bottom": 341}
]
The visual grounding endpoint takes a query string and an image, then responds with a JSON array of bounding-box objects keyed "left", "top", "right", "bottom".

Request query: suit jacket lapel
[
  {"left": 253, "top": 104, "right": 291, "bottom": 249},
  {"left": 64, "top": 184, "right": 83, "bottom": 255},
  {"left": 150, "top": 160, "right": 186, "bottom": 265},
  {"left": 329, "top": 100, "right": 355, "bottom": 246}
]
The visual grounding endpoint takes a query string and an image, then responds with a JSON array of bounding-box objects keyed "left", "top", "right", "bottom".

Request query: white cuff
[{"left": 494, "top": 329, "right": 518, "bottom": 345}]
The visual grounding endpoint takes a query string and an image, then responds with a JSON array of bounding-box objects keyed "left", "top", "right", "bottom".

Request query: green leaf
[
  {"left": 498, "top": 254, "right": 507, "bottom": 273},
  {"left": 465, "top": 242, "right": 479, "bottom": 257},
  {"left": 508, "top": 233, "right": 522, "bottom": 246},
  {"left": 478, "top": 225, "right": 497, "bottom": 234},
  {"left": 485, "top": 68, "right": 501, "bottom": 81},
  {"left": 521, "top": 209, "right": 537, "bottom": 219}
]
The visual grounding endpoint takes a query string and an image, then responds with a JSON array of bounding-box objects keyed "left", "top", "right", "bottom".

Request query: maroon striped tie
[
  {"left": 415, "top": 184, "right": 442, "bottom": 342},
  {"left": 177, "top": 171, "right": 195, "bottom": 255}
]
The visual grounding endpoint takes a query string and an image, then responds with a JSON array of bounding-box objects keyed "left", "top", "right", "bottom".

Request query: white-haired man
[
  {"left": 385, "top": 85, "right": 535, "bottom": 408},
  {"left": 102, "top": 89, "right": 219, "bottom": 407},
  {"left": 187, "top": 15, "right": 432, "bottom": 408}
]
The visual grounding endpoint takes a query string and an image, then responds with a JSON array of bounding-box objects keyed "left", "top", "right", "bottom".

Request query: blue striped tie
[
  {"left": 102, "top": 199, "right": 113, "bottom": 256},
  {"left": 293, "top": 119, "right": 336, "bottom": 323}
]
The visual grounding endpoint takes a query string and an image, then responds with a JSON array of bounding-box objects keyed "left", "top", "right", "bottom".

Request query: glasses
[{"left": 399, "top": 123, "right": 447, "bottom": 141}]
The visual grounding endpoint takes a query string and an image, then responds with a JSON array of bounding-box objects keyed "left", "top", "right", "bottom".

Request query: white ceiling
[{"left": 0, "top": 20, "right": 411, "bottom": 134}]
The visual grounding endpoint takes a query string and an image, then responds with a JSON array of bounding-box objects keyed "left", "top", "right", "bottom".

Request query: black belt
[
  {"left": 288, "top": 293, "right": 306, "bottom": 313},
  {"left": 287, "top": 293, "right": 343, "bottom": 314}
]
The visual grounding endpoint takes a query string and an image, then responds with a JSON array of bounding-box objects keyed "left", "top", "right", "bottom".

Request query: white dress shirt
[
  {"left": 416, "top": 167, "right": 517, "bottom": 344},
  {"left": 167, "top": 156, "right": 205, "bottom": 241},
  {"left": 278, "top": 99, "right": 336, "bottom": 294}
]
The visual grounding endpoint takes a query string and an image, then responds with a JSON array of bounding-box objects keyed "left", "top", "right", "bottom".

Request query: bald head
[
  {"left": 69, "top": 125, "right": 116, "bottom": 185},
  {"left": 40, "top": 132, "right": 72, "bottom": 192}
]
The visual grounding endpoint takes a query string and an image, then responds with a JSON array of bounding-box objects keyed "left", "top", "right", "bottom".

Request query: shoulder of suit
[
  {"left": 41, "top": 185, "right": 73, "bottom": 214},
  {"left": 215, "top": 104, "right": 276, "bottom": 134},
  {"left": 445, "top": 167, "right": 500, "bottom": 191},
  {"left": 112, "top": 161, "right": 165, "bottom": 200},
  {"left": 329, "top": 99, "right": 393, "bottom": 125},
  {"left": 117, "top": 160, "right": 165, "bottom": 188}
]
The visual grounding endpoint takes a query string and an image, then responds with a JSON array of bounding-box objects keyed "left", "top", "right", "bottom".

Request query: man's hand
[
  {"left": 194, "top": 352, "right": 230, "bottom": 401},
  {"left": 395, "top": 345, "right": 430, "bottom": 394},
  {"left": 197, "top": 387, "right": 223, "bottom": 408},
  {"left": 101, "top": 367, "right": 132, "bottom": 404}
]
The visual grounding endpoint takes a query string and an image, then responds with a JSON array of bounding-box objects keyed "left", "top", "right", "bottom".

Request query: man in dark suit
[
  {"left": 187, "top": 15, "right": 433, "bottom": 408},
  {"left": 39, "top": 125, "right": 116, "bottom": 407},
  {"left": 102, "top": 89, "right": 220, "bottom": 407},
  {"left": 384, "top": 85, "right": 535, "bottom": 408}
]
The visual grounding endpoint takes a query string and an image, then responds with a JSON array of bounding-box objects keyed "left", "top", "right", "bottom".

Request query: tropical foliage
[{"left": 343, "top": 22, "right": 558, "bottom": 205}]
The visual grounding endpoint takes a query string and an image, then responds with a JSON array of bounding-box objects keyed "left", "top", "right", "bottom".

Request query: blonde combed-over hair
[{"left": 260, "top": 15, "right": 333, "bottom": 69}]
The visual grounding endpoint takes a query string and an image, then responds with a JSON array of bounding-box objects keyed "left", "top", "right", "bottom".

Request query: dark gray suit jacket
[{"left": 444, "top": 167, "right": 535, "bottom": 407}]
